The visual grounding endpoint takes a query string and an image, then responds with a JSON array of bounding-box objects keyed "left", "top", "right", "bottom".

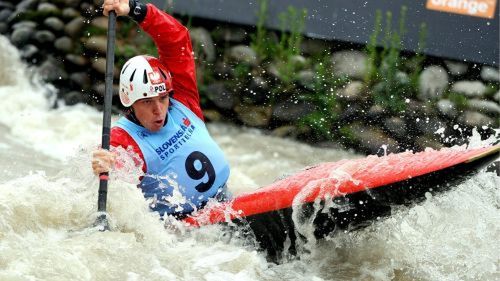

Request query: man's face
[{"left": 131, "top": 95, "right": 169, "bottom": 132}]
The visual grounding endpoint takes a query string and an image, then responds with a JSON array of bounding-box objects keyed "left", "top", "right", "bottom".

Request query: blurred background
[{"left": 0, "top": 0, "right": 498, "bottom": 154}]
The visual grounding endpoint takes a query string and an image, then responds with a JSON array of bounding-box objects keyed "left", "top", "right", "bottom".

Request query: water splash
[{"left": 1, "top": 33, "right": 498, "bottom": 280}]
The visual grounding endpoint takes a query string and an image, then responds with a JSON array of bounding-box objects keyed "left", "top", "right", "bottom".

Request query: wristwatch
[{"left": 128, "top": 0, "right": 147, "bottom": 22}]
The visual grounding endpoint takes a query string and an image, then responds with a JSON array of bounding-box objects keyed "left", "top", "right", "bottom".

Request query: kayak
[{"left": 183, "top": 145, "right": 499, "bottom": 259}]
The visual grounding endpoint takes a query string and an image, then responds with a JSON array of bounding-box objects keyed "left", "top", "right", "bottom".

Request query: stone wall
[{"left": 1, "top": 0, "right": 499, "bottom": 155}]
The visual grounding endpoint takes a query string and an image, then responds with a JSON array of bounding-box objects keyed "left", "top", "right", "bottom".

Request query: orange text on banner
[{"left": 426, "top": 0, "right": 497, "bottom": 19}]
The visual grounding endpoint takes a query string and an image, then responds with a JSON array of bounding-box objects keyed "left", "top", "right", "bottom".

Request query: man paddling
[{"left": 92, "top": 0, "right": 231, "bottom": 218}]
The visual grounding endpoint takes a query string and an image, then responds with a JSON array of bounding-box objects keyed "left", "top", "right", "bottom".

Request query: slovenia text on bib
[{"left": 115, "top": 99, "right": 230, "bottom": 215}]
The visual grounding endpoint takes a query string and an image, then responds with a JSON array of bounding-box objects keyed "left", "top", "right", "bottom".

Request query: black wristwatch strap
[{"left": 128, "top": 0, "right": 147, "bottom": 23}]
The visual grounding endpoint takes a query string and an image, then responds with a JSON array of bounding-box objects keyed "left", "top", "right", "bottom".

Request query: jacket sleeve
[{"left": 139, "top": 4, "right": 204, "bottom": 120}]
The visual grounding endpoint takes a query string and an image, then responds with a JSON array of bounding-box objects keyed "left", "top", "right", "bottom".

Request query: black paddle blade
[
  {"left": 93, "top": 212, "right": 110, "bottom": 232},
  {"left": 95, "top": 175, "right": 110, "bottom": 231}
]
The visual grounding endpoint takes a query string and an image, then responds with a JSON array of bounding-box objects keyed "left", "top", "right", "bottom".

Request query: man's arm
[
  {"left": 91, "top": 127, "right": 147, "bottom": 175},
  {"left": 102, "top": 0, "right": 204, "bottom": 119},
  {"left": 136, "top": 3, "right": 204, "bottom": 120}
]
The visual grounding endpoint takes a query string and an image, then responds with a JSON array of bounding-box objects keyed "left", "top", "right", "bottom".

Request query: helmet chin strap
[{"left": 125, "top": 107, "right": 143, "bottom": 127}]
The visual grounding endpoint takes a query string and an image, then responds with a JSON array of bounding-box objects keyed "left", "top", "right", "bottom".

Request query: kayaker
[{"left": 92, "top": 0, "right": 231, "bottom": 218}]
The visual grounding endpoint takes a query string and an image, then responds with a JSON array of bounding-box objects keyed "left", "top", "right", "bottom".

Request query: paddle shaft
[{"left": 97, "top": 11, "right": 117, "bottom": 223}]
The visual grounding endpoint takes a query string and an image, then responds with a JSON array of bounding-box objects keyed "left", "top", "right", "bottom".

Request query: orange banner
[{"left": 426, "top": 0, "right": 497, "bottom": 19}]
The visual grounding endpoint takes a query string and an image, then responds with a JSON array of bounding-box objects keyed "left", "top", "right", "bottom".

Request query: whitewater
[{"left": 0, "top": 35, "right": 498, "bottom": 281}]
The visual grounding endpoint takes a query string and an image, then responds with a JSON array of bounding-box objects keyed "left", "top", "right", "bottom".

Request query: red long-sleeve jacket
[{"left": 111, "top": 4, "right": 203, "bottom": 171}]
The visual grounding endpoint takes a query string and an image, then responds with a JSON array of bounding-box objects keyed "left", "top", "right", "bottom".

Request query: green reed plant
[
  {"left": 249, "top": 0, "right": 307, "bottom": 86},
  {"left": 274, "top": 6, "right": 308, "bottom": 86},
  {"left": 408, "top": 22, "right": 427, "bottom": 92},
  {"left": 446, "top": 91, "right": 468, "bottom": 111},
  {"left": 298, "top": 54, "right": 348, "bottom": 140},
  {"left": 365, "top": 10, "right": 383, "bottom": 85},
  {"left": 250, "top": 0, "right": 273, "bottom": 61},
  {"left": 364, "top": 6, "right": 420, "bottom": 114}
]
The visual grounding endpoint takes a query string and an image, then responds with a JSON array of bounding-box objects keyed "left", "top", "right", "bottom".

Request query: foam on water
[
  {"left": 0, "top": 36, "right": 102, "bottom": 161},
  {"left": 0, "top": 35, "right": 499, "bottom": 280}
]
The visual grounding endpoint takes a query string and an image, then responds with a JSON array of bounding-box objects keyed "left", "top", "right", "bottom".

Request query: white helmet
[{"left": 119, "top": 55, "right": 173, "bottom": 107}]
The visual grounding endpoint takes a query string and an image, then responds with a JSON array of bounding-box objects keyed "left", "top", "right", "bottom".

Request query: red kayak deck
[
  {"left": 185, "top": 145, "right": 499, "bottom": 227},
  {"left": 182, "top": 145, "right": 498, "bottom": 260}
]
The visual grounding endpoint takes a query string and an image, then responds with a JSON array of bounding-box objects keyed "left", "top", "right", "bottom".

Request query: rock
[
  {"left": 339, "top": 104, "right": 364, "bottom": 122},
  {"left": 190, "top": 27, "right": 215, "bottom": 62},
  {"left": 337, "top": 80, "right": 365, "bottom": 101},
  {"left": 246, "top": 76, "right": 270, "bottom": 104},
  {"left": 0, "top": 2, "right": 14, "bottom": 9},
  {"left": 494, "top": 90, "right": 500, "bottom": 102},
  {"left": 80, "top": 2, "right": 93, "bottom": 13},
  {"left": 272, "top": 99, "right": 316, "bottom": 122},
  {"left": 289, "top": 55, "right": 307, "bottom": 69},
  {"left": 91, "top": 57, "right": 107, "bottom": 74},
  {"left": 44, "top": 17, "right": 64, "bottom": 32},
  {"left": 37, "top": 2, "right": 59, "bottom": 13},
  {"left": 227, "top": 45, "right": 257, "bottom": 66},
  {"left": 331, "top": 50, "right": 367, "bottom": 80},
  {"left": 20, "top": 44, "right": 38, "bottom": 60},
  {"left": 90, "top": 16, "right": 108, "bottom": 30},
  {"left": 204, "top": 82, "right": 237, "bottom": 110},
  {"left": 131, "top": 32, "right": 152, "bottom": 47},
  {"left": 415, "top": 118, "right": 447, "bottom": 136},
  {"left": 92, "top": 83, "right": 105, "bottom": 96},
  {"left": 458, "top": 111, "right": 494, "bottom": 128},
  {"left": 271, "top": 125, "right": 300, "bottom": 138},
  {"left": 92, "top": 82, "right": 119, "bottom": 97},
  {"left": 16, "top": 0, "right": 38, "bottom": 12},
  {"left": 202, "top": 109, "right": 224, "bottom": 122},
  {"left": 38, "top": 57, "right": 68, "bottom": 82},
  {"left": 480, "top": 66, "right": 499, "bottom": 82},
  {"left": 418, "top": 66, "right": 449, "bottom": 101},
  {"left": 444, "top": 60, "right": 468, "bottom": 76},
  {"left": 213, "top": 62, "right": 230, "bottom": 79},
  {"left": 6, "top": 10, "right": 21, "bottom": 24},
  {"left": 65, "top": 54, "right": 87, "bottom": 66},
  {"left": 300, "top": 38, "right": 331, "bottom": 55},
  {"left": 466, "top": 99, "right": 500, "bottom": 116},
  {"left": 344, "top": 122, "right": 399, "bottom": 155},
  {"left": 54, "top": 36, "right": 73, "bottom": 53},
  {"left": 64, "top": 0, "right": 81, "bottom": 8},
  {"left": 69, "top": 72, "right": 90, "bottom": 88},
  {"left": 0, "top": 22, "right": 7, "bottom": 34},
  {"left": 265, "top": 62, "right": 282, "bottom": 81},
  {"left": 405, "top": 100, "right": 435, "bottom": 118},
  {"left": 65, "top": 16, "right": 85, "bottom": 37},
  {"left": 10, "top": 27, "right": 33, "bottom": 46},
  {"left": 12, "top": 20, "right": 37, "bottom": 30},
  {"left": 296, "top": 70, "right": 315, "bottom": 90},
  {"left": 85, "top": 36, "right": 107, "bottom": 54},
  {"left": 384, "top": 117, "right": 407, "bottom": 139},
  {"left": 62, "top": 7, "right": 79, "bottom": 19},
  {"left": 315, "top": 141, "right": 346, "bottom": 150},
  {"left": 63, "top": 90, "right": 86, "bottom": 105},
  {"left": 234, "top": 105, "right": 272, "bottom": 127},
  {"left": 0, "top": 9, "right": 12, "bottom": 22},
  {"left": 450, "top": 81, "right": 487, "bottom": 98},
  {"left": 437, "top": 99, "right": 458, "bottom": 118},
  {"left": 213, "top": 26, "right": 248, "bottom": 43},
  {"left": 265, "top": 61, "right": 301, "bottom": 84},
  {"left": 34, "top": 30, "right": 56, "bottom": 43},
  {"left": 396, "top": 71, "right": 410, "bottom": 85},
  {"left": 415, "top": 135, "right": 444, "bottom": 151},
  {"left": 366, "top": 104, "right": 386, "bottom": 121}
]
